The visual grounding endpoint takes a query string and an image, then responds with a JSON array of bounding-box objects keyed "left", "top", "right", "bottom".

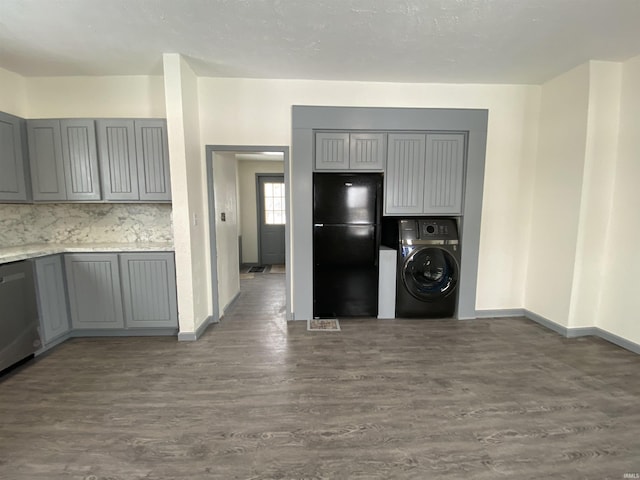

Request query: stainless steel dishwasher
[{"left": 0, "top": 260, "right": 42, "bottom": 374}]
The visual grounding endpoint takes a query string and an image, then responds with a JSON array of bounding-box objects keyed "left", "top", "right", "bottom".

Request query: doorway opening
[{"left": 206, "top": 145, "right": 291, "bottom": 325}]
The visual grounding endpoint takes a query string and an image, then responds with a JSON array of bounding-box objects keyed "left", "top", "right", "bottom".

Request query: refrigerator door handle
[{"left": 314, "top": 223, "right": 324, "bottom": 227}]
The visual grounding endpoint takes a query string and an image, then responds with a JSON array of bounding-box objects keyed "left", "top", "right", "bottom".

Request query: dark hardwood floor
[{"left": 1, "top": 272, "right": 639, "bottom": 479}]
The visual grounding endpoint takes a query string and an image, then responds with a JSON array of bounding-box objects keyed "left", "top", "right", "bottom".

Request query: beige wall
[
  {"left": 525, "top": 63, "right": 591, "bottom": 325},
  {"left": 25, "top": 75, "right": 166, "bottom": 118},
  {"left": 567, "top": 62, "right": 622, "bottom": 328},
  {"left": 0, "top": 66, "right": 27, "bottom": 117},
  {"left": 163, "top": 54, "right": 211, "bottom": 335},
  {"left": 198, "top": 78, "right": 541, "bottom": 311},
  {"left": 597, "top": 55, "right": 640, "bottom": 345},
  {"left": 237, "top": 160, "right": 284, "bottom": 264},
  {"left": 0, "top": 70, "right": 165, "bottom": 119},
  {"left": 213, "top": 153, "right": 240, "bottom": 310},
  {"left": 525, "top": 57, "right": 640, "bottom": 347}
]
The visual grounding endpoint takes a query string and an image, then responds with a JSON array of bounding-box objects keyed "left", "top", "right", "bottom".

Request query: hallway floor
[{"left": 0, "top": 274, "right": 639, "bottom": 479}]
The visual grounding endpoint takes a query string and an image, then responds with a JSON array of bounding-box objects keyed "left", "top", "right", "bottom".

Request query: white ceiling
[{"left": 1, "top": 0, "right": 639, "bottom": 84}]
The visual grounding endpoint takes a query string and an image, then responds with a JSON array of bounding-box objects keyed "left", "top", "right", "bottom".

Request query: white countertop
[{"left": 0, "top": 242, "right": 175, "bottom": 264}]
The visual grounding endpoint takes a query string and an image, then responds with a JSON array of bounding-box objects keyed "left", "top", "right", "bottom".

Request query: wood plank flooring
[{"left": 1, "top": 273, "right": 639, "bottom": 479}]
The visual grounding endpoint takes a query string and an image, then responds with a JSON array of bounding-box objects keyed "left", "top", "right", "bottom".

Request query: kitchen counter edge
[{"left": 0, "top": 243, "right": 175, "bottom": 264}]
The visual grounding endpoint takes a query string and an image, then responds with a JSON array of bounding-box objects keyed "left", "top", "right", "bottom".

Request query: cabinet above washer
[{"left": 384, "top": 132, "right": 466, "bottom": 216}]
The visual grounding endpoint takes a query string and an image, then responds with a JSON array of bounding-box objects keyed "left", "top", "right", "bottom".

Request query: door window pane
[{"left": 264, "top": 182, "right": 286, "bottom": 225}]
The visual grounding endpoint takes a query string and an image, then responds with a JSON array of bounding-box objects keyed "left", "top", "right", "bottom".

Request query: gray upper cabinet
[
  {"left": 97, "top": 119, "right": 139, "bottom": 201},
  {"left": 384, "top": 133, "right": 427, "bottom": 215},
  {"left": 315, "top": 132, "right": 386, "bottom": 171},
  {"left": 59, "top": 119, "right": 101, "bottom": 201},
  {"left": 34, "top": 255, "right": 70, "bottom": 344},
  {"left": 28, "top": 119, "right": 100, "bottom": 201},
  {"left": 315, "top": 132, "right": 349, "bottom": 170},
  {"left": 27, "top": 119, "right": 67, "bottom": 201},
  {"left": 349, "top": 133, "right": 386, "bottom": 170},
  {"left": 65, "top": 253, "right": 125, "bottom": 329},
  {"left": 135, "top": 119, "right": 171, "bottom": 201},
  {"left": 424, "top": 133, "right": 465, "bottom": 215},
  {"left": 25, "top": 117, "right": 170, "bottom": 203},
  {"left": 119, "top": 253, "right": 178, "bottom": 328},
  {"left": 0, "top": 111, "right": 31, "bottom": 202},
  {"left": 98, "top": 119, "right": 171, "bottom": 202},
  {"left": 384, "top": 132, "right": 466, "bottom": 216}
]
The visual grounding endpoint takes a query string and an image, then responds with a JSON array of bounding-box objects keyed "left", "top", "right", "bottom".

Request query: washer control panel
[
  {"left": 399, "top": 218, "right": 458, "bottom": 243},
  {"left": 420, "top": 221, "right": 451, "bottom": 237}
]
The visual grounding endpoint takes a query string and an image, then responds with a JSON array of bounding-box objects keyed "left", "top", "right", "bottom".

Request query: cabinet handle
[{"left": 0, "top": 273, "right": 25, "bottom": 284}]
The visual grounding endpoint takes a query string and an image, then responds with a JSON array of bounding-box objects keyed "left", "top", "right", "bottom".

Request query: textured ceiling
[{"left": 1, "top": 0, "right": 639, "bottom": 84}]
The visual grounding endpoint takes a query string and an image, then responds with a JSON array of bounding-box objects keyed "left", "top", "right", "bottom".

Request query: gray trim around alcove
[{"left": 291, "top": 106, "right": 488, "bottom": 320}]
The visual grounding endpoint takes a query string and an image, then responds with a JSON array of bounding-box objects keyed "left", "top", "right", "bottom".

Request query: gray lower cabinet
[
  {"left": 97, "top": 119, "right": 171, "bottom": 202},
  {"left": 64, "top": 253, "right": 125, "bottom": 329},
  {"left": 0, "top": 111, "right": 31, "bottom": 202},
  {"left": 64, "top": 252, "right": 177, "bottom": 331},
  {"left": 119, "top": 253, "right": 178, "bottom": 328},
  {"left": 27, "top": 119, "right": 100, "bottom": 201},
  {"left": 34, "top": 255, "right": 70, "bottom": 344}
]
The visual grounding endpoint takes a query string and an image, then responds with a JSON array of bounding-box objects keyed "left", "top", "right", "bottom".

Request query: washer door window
[{"left": 402, "top": 247, "right": 458, "bottom": 301}]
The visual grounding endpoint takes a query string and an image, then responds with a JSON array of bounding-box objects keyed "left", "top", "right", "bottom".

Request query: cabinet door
[
  {"left": 34, "top": 255, "right": 70, "bottom": 344},
  {"left": 424, "top": 134, "right": 466, "bottom": 215},
  {"left": 97, "top": 119, "right": 139, "bottom": 201},
  {"left": 0, "top": 111, "right": 30, "bottom": 202},
  {"left": 27, "top": 119, "right": 67, "bottom": 201},
  {"left": 349, "top": 133, "right": 386, "bottom": 170},
  {"left": 384, "top": 133, "right": 426, "bottom": 215},
  {"left": 135, "top": 120, "right": 171, "bottom": 201},
  {"left": 119, "top": 253, "right": 178, "bottom": 328},
  {"left": 315, "top": 132, "right": 349, "bottom": 170},
  {"left": 60, "top": 119, "right": 101, "bottom": 201},
  {"left": 65, "top": 254, "right": 124, "bottom": 329}
]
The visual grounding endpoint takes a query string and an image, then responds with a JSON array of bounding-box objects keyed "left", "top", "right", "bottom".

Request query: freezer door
[
  {"left": 313, "top": 173, "right": 381, "bottom": 224},
  {"left": 314, "top": 265, "right": 379, "bottom": 317},
  {"left": 314, "top": 224, "right": 377, "bottom": 266}
]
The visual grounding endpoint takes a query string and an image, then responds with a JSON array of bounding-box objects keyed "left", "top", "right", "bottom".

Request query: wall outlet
[
  {"left": 221, "top": 212, "right": 226, "bottom": 222},
  {"left": 192, "top": 212, "right": 198, "bottom": 227}
]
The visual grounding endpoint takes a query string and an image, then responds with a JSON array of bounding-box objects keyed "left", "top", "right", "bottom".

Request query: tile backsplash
[{"left": 0, "top": 203, "right": 173, "bottom": 247}]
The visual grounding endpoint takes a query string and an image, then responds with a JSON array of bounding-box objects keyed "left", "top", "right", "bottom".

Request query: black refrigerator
[{"left": 313, "top": 173, "right": 382, "bottom": 318}]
